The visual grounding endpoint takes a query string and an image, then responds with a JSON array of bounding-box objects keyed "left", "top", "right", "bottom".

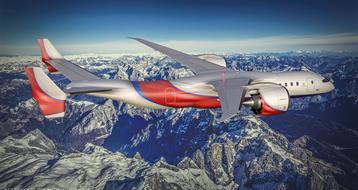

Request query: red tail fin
[
  {"left": 37, "top": 38, "right": 63, "bottom": 73},
  {"left": 25, "top": 67, "right": 66, "bottom": 118}
]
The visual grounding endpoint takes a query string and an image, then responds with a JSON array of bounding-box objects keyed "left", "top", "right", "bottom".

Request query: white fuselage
[
  {"left": 170, "top": 70, "right": 335, "bottom": 97},
  {"left": 69, "top": 70, "right": 334, "bottom": 109}
]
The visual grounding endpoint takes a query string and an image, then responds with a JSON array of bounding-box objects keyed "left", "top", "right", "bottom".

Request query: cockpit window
[{"left": 322, "top": 76, "right": 330, "bottom": 83}]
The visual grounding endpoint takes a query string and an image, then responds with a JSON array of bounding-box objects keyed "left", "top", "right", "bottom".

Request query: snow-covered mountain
[
  {"left": 0, "top": 122, "right": 341, "bottom": 189},
  {"left": 0, "top": 53, "right": 357, "bottom": 189}
]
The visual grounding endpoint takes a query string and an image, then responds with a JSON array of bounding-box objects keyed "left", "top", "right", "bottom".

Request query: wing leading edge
[
  {"left": 131, "top": 38, "right": 251, "bottom": 121},
  {"left": 130, "top": 38, "right": 227, "bottom": 74}
]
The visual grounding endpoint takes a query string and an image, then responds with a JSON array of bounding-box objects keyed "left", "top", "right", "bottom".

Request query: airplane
[{"left": 25, "top": 38, "right": 335, "bottom": 121}]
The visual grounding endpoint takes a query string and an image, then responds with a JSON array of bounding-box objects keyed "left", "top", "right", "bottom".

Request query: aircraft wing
[
  {"left": 46, "top": 59, "right": 99, "bottom": 81},
  {"left": 130, "top": 38, "right": 227, "bottom": 74},
  {"left": 38, "top": 39, "right": 100, "bottom": 82},
  {"left": 211, "top": 78, "right": 250, "bottom": 121}
]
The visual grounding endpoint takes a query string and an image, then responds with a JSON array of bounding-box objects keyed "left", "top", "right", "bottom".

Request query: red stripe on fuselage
[
  {"left": 25, "top": 68, "right": 65, "bottom": 116},
  {"left": 137, "top": 80, "right": 221, "bottom": 108}
]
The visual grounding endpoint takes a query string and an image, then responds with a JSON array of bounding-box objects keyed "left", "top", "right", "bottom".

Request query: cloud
[
  {"left": 162, "top": 33, "right": 358, "bottom": 53},
  {"left": 1, "top": 33, "right": 358, "bottom": 55}
]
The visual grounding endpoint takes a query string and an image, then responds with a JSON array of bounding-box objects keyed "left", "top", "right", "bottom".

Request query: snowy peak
[
  {"left": 83, "top": 143, "right": 113, "bottom": 155},
  {"left": 0, "top": 131, "right": 236, "bottom": 189},
  {"left": 0, "top": 129, "right": 56, "bottom": 155}
]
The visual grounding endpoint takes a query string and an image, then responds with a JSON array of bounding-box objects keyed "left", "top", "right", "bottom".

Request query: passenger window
[
  {"left": 296, "top": 82, "right": 299, "bottom": 86},
  {"left": 290, "top": 82, "right": 293, "bottom": 86}
]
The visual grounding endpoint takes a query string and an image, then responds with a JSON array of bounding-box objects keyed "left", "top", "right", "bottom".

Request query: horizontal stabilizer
[
  {"left": 37, "top": 38, "right": 100, "bottom": 81},
  {"left": 25, "top": 67, "right": 66, "bottom": 118},
  {"left": 64, "top": 86, "right": 112, "bottom": 94}
]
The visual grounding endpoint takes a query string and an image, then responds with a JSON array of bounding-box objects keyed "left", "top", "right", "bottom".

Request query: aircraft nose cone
[{"left": 328, "top": 82, "right": 335, "bottom": 92}]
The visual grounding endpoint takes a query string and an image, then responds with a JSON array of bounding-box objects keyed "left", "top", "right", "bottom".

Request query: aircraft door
[
  {"left": 165, "top": 88, "right": 176, "bottom": 104},
  {"left": 306, "top": 78, "right": 315, "bottom": 92}
]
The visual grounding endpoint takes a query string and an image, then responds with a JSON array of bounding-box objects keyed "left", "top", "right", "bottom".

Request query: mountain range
[{"left": 0, "top": 52, "right": 357, "bottom": 189}]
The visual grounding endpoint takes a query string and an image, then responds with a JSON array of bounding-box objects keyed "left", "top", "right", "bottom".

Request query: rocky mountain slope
[
  {"left": 0, "top": 53, "right": 357, "bottom": 189},
  {"left": 0, "top": 118, "right": 342, "bottom": 189}
]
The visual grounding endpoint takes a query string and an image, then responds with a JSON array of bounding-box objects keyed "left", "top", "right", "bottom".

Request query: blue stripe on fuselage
[{"left": 131, "top": 81, "right": 157, "bottom": 104}]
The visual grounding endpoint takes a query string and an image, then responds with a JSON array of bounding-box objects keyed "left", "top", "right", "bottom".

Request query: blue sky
[{"left": 0, "top": 0, "right": 357, "bottom": 55}]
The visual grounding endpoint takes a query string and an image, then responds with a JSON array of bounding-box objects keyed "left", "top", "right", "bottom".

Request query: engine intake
[{"left": 249, "top": 86, "right": 290, "bottom": 116}]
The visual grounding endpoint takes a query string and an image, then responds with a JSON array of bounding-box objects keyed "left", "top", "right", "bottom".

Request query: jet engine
[{"left": 245, "top": 86, "right": 290, "bottom": 116}]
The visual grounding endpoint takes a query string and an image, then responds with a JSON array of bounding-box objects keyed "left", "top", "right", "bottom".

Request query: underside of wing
[
  {"left": 130, "top": 38, "right": 227, "bottom": 74},
  {"left": 211, "top": 77, "right": 251, "bottom": 121}
]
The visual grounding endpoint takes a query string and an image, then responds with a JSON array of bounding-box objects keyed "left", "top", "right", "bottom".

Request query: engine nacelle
[
  {"left": 250, "top": 86, "right": 290, "bottom": 116},
  {"left": 197, "top": 54, "right": 227, "bottom": 68}
]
